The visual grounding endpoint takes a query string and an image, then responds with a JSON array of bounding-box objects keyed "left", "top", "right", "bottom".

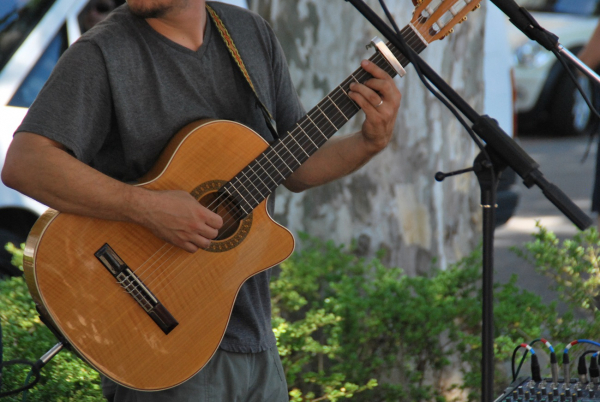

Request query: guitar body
[{"left": 23, "top": 120, "right": 295, "bottom": 391}]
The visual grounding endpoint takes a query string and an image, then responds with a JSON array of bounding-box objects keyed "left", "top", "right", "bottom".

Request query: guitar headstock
[{"left": 410, "top": 0, "right": 482, "bottom": 43}]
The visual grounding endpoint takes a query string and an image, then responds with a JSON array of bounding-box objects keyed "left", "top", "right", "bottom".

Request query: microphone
[{"left": 489, "top": 0, "right": 558, "bottom": 51}]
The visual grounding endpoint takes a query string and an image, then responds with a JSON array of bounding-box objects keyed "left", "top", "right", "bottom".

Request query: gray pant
[{"left": 103, "top": 347, "right": 288, "bottom": 402}]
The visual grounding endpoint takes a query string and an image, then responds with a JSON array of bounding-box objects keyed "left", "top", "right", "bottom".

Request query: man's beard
[{"left": 128, "top": 1, "right": 174, "bottom": 18}]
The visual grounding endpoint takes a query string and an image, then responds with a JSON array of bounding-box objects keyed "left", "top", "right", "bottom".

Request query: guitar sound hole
[{"left": 198, "top": 191, "right": 241, "bottom": 240}]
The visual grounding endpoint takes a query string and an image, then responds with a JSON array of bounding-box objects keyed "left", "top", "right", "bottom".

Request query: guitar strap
[{"left": 206, "top": 5, "right": 279, "bottom": 140}]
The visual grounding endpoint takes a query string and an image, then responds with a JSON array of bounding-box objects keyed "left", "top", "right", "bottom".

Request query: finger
[
  {"left": 360, "top": 59, "right": 393, "bottom": 81},
  {"left": 349, "top": 82, "right": 383, "bottom": 111},
  {"left": 180, "top": 239, "right": 211, "bottom": 253},
  {"left": 363, "top": 77, "right": 397, "bottom": 100},
  {"left": 181, "top": 242, "right": 199, "bottom": 253},
  {"left": 198, "top": 224, "right": 219, "bottom": 240},
  {"left": 207, "top": 211, "right": 224, "bottom": 229},
  {"left": 360, "top": 60, "right": 401, "bottom": 103},
  {"left": 197, "top": 206, "right": 224, "bottom": 229},
  {"left": 185, "top": 232, "right": 212, "bottom": 251},
  {"left": 364, "top": 77, "right": 401, "bottom": 106}
]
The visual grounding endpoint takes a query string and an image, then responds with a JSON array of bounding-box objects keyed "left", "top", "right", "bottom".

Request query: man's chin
[
  {"left": 127, "top": 1, "right": 171, "bottom": 19},
  {"left": 129, "top": 7, "right": 167, "bottom": 18}
]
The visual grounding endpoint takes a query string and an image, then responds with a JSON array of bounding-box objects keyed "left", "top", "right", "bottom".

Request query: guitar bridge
[{"left": 95, "top": 243, "right": 179, "bottom": 335}]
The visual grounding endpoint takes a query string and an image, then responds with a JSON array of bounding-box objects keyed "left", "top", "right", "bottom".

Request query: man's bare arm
[
  {"left": 284, "top": 59, "right": 401, "bottom": 192},
  {"left": 2, "top": 132, "right": 222, "bottom": 252}
]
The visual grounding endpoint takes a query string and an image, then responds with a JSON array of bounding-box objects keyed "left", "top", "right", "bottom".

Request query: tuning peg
[
  {"left": 458, "top": 16, "right": 468, "bottom": 24},
  {"left": 440, "top": 28, "right": 455, "bottom": 40}
]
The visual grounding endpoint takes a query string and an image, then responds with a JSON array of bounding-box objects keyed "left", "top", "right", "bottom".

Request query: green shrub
[{"left": 272, "top": 233, "right": 564, "bottom": 401}]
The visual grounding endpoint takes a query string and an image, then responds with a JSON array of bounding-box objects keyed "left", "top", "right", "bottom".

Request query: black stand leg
[{"left": 474, "top": 151, "right": 505, "bottom": 402}]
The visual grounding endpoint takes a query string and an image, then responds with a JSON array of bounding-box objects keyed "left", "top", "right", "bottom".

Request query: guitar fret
[
  {"left": 271, "top": 146, "right": 296, "bottom": 173},
  {"left": 305, "top": 114, "right": 328, "bottom": 142},
  {"left": 279, "top": 140, "right": 302, "bottom": 165},
  {"left": 224, "top": 22, "right": 432, "bottom": 216},
  {"left": 288, "top": 134, "right": 310, "bottom": 158},
  {"left": 338, "top": 85, "right": 360, "bottom": 109},
  {"left": 234, "top": 177, "right": 260, "bottom": 206},
  {"left": 297, "top": 123, "right": 319, "bottom": 151},
  {"left": 220, "top": 192, "right": 244, "bottom": 217},
  {"left": 327, "top": 95, "right": 349, "bottom": 121},
  {"left": 262, "top": 152, "right": 287, "bottom": 179},
  {"left": 253, "top": 158, "right": 278, "bottom": 186},
  {"left": 334, "top": 89, "right": 360, "bottom": 118},
  {"left": 247, "top": 164, "right": 272, "bottom": 194},
  {"left": 222, "top": 186, "right": 250, "bottom": 215},
  {"left": 317, "top": 104, "right": 339, "bottom": 131},
  {"left": 240, "top": 170, "right": 267, "bottom": 199},
  {"left": 372, "top": 50, "right": 395, "bottom": 75},
  {"left": 323, "top": 96, "right": 352, "bottom": 130}
]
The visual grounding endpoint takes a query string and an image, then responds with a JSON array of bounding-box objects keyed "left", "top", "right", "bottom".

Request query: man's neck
[{"left": 146, "top": 1, "right": 207, "bottom": 51}]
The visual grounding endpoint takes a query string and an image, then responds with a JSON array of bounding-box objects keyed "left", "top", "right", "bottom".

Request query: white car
[{"left": 509, "top": 0, "right": 600, "bottom": 136}]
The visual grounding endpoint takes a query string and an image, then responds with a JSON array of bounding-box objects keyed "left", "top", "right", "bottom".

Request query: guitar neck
[{"left": 221, "top": 23, "right": 427, "bottom": 216}]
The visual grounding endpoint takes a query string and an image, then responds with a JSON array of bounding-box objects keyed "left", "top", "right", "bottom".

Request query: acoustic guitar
[{"left": 23, "top": 0, "right": 482, "bottom": 391}]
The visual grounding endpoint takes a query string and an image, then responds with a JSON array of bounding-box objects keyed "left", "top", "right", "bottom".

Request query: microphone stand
[{"left": 343, "top": 1, "right": 593, "bottom": 402}]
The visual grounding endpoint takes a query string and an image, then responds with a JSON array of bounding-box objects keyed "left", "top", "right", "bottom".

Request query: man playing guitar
[{"left": 2, "top": 0, "right": 401, "bottom": 400}]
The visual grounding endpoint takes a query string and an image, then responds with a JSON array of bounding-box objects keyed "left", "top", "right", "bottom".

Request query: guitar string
[
  {"left": 132, "top": 49, "right": 394, "bottom": 282},
  {"left": 200, "top": 27, "right": 418, "bottom": 231},
  {"left": 179, "top": 24, "right": 421, "bottom": 239},
  {"left": 198, "top": 27, "right": 421, "bottom": 235},
  {"left": 136, "top": 244, "right": 183, "bottom": 283},
  {"left": 145, "top": 28, "right": 428, "bottom": 294},
  {"left": 131, "top": 61, "right": 376, "bottom": 282},
  {"left": 222, "top": 29, "right": 421, "bottom": 209},
  {"left": 140, "top": 52, "right": 398, "bottom": 291},
  {"left": 130, "top": 22, "right": 428, "bottom": 293},
  {"left": 131, "top": 28, "right": 424, "bottom": 291}
]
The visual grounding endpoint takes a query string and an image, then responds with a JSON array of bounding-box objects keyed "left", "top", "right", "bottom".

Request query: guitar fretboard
[{"left": 221, "top": 24, "right": 427, "bottom": 216}]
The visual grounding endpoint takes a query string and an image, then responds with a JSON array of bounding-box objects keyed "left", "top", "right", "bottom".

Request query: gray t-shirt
[{"left": 17, "top": 2, "right": 305, "bottom": 353}]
